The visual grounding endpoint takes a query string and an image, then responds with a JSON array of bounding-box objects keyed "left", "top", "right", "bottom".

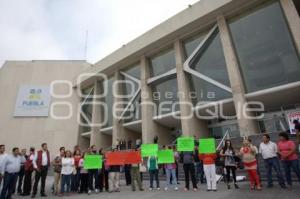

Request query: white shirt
[
  {"left": 61, "top": 157, "right": 74, "bottom": 175},
  {"left": 79, "top": 159, "right": 87, "bottom": 174},
  {"left": 42, "top": 151, "right": 48, "bottom": 166},
  {"left": 33, "top": 151, "right": 48, "bottom": 169},
  {"left": 259, "top": 141, "right": 278, "bottom": 159},
  {"left": 0, "top": 153, "right": 8, "bottom": 174},
  {"left": 1, "top": 154, "right": 25, "bottom": 175}
]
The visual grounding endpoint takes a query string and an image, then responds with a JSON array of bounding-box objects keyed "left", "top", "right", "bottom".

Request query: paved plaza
[{"left": 12, "top": 177, "right": 300, "bottom": 199}]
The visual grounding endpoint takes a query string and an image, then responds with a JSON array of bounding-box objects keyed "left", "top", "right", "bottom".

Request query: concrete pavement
[{"left": 12, "top": 177, "right": 300, "bottom": 199}]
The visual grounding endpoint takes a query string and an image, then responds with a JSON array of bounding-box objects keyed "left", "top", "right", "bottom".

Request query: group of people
[{"left": 1, "top": 132, "right": 300, "bottom": 198}]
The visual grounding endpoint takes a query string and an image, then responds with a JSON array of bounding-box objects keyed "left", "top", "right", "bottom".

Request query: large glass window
[
  {"left": 152, "top": 78, "right": 180, "bottom": 115},
  {"left": 103, "top": 77, "right": 114, "bottom": 128},
  {"left": 229, "top": 1, "right": 300, "bottom": 93},
  {"left": 184, "top": 29, "right": 232, "bottom": 105},
  {"left": 209, "top": 123, "right": 240, "bottom": 139},
  {"left": 150, "top": 49, "right": 176, "bottom": 77},
  {"left": 292, "top": 0, "right": 300, "bottom": 16},
  {"left": 121, "top": 65, "right": 141, "bottom": 123},
  {"left": 149, "top": 48, "right": 179, "bottom": 116},
  {"left": 80, "top": 86, "right": 94, "bottom": 133},
  {"left": 184, "top": 34, "right": 205, "bottom": 59}
]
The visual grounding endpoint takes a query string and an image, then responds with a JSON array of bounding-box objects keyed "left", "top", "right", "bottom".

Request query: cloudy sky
[{"left": 0, "top": 0, "right": 199, "bottom": 67}]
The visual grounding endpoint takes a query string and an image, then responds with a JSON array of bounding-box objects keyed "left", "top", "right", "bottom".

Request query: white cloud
[{"left": 0, "top": 0, "right": 199, "bottom": 68}]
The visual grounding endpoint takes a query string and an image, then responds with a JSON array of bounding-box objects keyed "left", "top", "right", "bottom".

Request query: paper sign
[
  {"left": 106, "top": 152, "right": 125, "bottom": 166},
  {"left": 106, "top": 151, "right": 142, "bottom": 165},
  {"left": 84, "top": 155, "right": 102, "bottom": 169},
  {"left": 177, "top": 137, "right": 194, "bottom": 151},
  {"left": 286, "top": 111, "right": 300, "bottom": 135},
  {"left": 141, "top": 144, "right": 158, "bottom": 157},
  {"left": 158, "top": 150, "right": 175, "bottom": 164},
  {"left": 199, "top": 138, "right": 216, "bottom": 154},
  {"left": 124, "top": 151, "right": 142, "bottom": 164}
]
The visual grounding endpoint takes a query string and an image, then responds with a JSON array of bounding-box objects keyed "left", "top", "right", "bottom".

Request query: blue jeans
[
  {"left": 61, "top": 174, "right": 72, "bottom": 194},
  {"left": 282, "top": 159, "right": 300, "bottom": 185},
  {"left": 194, "top": 162, "right": 204, "bottom": 184},
  {"left": 71, "top": 168, "right": 80, "bottom": 191},
  {"left": 88, "top": 169, "right": 99, "bottom": 190},
  {"left": 149, "top": 169, "right": 159, "bottom": 188},
  {"left": 264, "top": 157, "right": 285, "bottom": 186},
  {"left": 0, "top": 172, "right": 18, "bottom": 199},
  {"left": 166, "top": 169, "right": 177, "bottom": 188}
]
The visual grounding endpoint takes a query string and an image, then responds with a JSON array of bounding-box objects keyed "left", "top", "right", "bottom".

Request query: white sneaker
[
  {"left": 174, "top": 187, "right": 178, "bottom": 191},
  {"left": 95, "top": 189, "right": 99, "bottom": 193},
  {"left": 149, "top": 188, "right": 153, "bottom": 191},
  {"left": 157, "top": 187, "right": 161, "bottom": 191},
  {"left": 164, "top": 187, "right": 168, "bottom": 191},
  {"left": 88, "top": 190, "right": 92, "bottom": 195}
]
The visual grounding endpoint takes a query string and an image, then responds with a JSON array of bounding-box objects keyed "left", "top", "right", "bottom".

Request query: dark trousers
[
  {"left": 99, "top": 170, "right": 109, "bottom": 191},
  {"left": 22, "top": 170, "right": 33, "bottom": 195},
  {"left": 175, "top": 162, "right": 179, "bottom": 182},
  {"left": 61, "top": 174, "right": 71, "bottom": 194},
  {"left": 32, "top": 166, "right": 48, "bottom": 195},
  {"left": 88, "top": 169, "right": 99, "bottom": 191},
  {"left": 149, "top": 169, "right": 159, "bottom": 188},
  {"left": 71, "top": 168, "right": 80, "bottom": 192},
  {"left": 264, "top": 157, "right": 285, "bottom": 187},
  {"left": 79, "top": 173, "right": 89, "bottom": 193},
  {"left": 16, "top": 166, "right": 25, "bottom": 194},
  {"left": 183, "top": 163, "right": 197, "bottom": 189},
  {"left": 195, "top": 162, "right": 205, "bottom": 184},
  {"left": 282, "top": 159, "right": 300, "bottom": 185},
  {"left": 124, "top": 165, "right": 131, "bottom": 185},
  {"left": 0, "top": 172, "right": 18, "bottom": 199},
  {"left": 225, "top": 166, "right": 237, "bottom": 183}
]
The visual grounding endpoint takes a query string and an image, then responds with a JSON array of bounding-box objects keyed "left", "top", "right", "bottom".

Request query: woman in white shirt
[{"left": 59, "top": 150, "right": 74, "bottom": 197}]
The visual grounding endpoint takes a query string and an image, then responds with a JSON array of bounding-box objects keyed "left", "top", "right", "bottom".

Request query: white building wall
[{"left": 0, "top": 60, "right": 90, "bottom": 156}]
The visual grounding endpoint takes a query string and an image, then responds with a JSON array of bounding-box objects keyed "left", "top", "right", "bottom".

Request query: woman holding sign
[
  {"left": 164, "top": 146, "right": 178, "bottom": 191},
  {"left": 220, "top": 140, "right": 239, "bottom": 190},
  {"left": 199, "top": 153, "right": 217, "bottom": 191},
  {"left": 147, "top": 156, "right": 160, "bottom": 191}
]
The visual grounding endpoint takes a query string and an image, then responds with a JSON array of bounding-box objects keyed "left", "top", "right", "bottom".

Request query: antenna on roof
[{"left": 84, "top": 30, "right": 89, "bottom": 61}]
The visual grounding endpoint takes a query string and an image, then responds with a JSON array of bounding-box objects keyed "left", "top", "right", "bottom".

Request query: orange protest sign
[
  {"left": 105, "top": 152, "right": 124, "bottom": 166},
  {"left": 105, "top": 151, "right": 142, "bottom": 165},
  {"left": 124, "top": 151, "right": 142, "bottom": 164}
]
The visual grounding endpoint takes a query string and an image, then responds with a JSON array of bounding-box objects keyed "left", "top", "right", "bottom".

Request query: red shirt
[
  {"left": 74, "top": 155, "right": 82, "bottom": 167},
  {"left": 199, "top": 154, "right": 217, "bottom": 165},
  {"left": 278, "top": 140, "right": 298, "bottom": 160}
]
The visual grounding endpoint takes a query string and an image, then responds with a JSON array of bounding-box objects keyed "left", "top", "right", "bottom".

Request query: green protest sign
[
  {"left": 199, "top": 138, "right": 216, "bottom": 154},
  {"left": 141, "top": 144, "right": 158, "bottom": 157},
  {"left": 84, "top": 155, "right": 103, "bottom": 169},
  {"left": 177, "top": 137, "right": 194, "bottom": 151},
  {"left": 158, "top": 150, "right": 175, "bottom": 164}
]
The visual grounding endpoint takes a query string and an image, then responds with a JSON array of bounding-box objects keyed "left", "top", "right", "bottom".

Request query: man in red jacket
[{"left": 32, "top": 143, "right": 50, "bottom": 198}]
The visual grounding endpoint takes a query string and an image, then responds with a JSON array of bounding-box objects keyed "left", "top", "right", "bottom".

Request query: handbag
[
  {"left": 72, "top": 166, "right": 77, "bottom": 175},
  {"left": 139, "top": 164, "right": 147, "bottom": 173}
]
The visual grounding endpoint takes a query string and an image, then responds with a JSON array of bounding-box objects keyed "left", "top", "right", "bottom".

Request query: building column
[
  {"left": 112, "top": 71, "right": 122, "bottom": 147},
  {"left": 174, "top": 40, "right": 209, "bottom": 138},
  {"left": 140, "top": 56, "right": 172, "bottom": 144},
  {"left": 217, "top": 16, "right": 259, "bottom": 137},
  {"left": 112, "top": 71, "right": 142, "bottom": 148},
  {"left": 280, "top": 0, "right": 300, "bottom": 55},
  {"left": 90, "top": 79, "right": 111, "bottom": 148}
]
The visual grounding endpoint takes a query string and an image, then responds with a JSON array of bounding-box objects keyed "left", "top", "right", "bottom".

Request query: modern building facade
[
  {"left": 1, "top": 0, "right": 300, "bottom": 152},
  {"left": 76, "top": 0, "right": 300, "bottom": 149}
]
